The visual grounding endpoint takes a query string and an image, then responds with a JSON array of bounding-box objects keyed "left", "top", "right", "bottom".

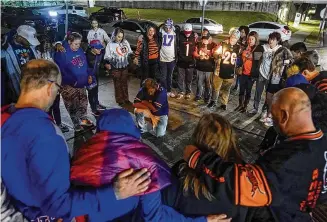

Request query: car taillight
[{"left": 282, "top": 29, "right": 289, "bottom": 35}]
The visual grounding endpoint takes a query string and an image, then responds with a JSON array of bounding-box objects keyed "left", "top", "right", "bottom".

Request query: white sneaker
[
  {"left": 176, "top": 94, "right": 184, "bottom": 99},
  {"left": 259, "top": 110, "right": 268, "bottom": 122},
  {"left": 169, "top": 92, "right": 176, "bottom": 98},
  {"left": 264, "top": 117, "right": 273, "bottom": 127}
]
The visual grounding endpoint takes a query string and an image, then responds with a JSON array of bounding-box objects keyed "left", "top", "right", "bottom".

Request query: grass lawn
[
  {"left": 88, "top": 7, "right": 321, "bottom": 40},
  {"left": 88, "top": 7, "right": 277, "bottom": 31}
]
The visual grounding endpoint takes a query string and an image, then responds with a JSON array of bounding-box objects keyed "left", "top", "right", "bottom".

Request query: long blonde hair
[{"left": 183, "top": 113, "right": 241, "bottom": 200}]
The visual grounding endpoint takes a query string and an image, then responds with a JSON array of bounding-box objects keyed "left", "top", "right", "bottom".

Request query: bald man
[{"left": 182, "top": 87, "right": 327, "bottom": 221}]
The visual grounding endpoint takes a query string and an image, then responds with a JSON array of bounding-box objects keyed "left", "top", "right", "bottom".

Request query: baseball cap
[
  {"left": 229, "top": 28, "right": 241, "bottom": 40},
  {"left": 183, "top": 23, "right": 192, "bottom": 32},
  {"left": 90, "top": 39, "right": 104, "bottom": 49},
  {"left": 17, "top": 25, "right": 40, "bottom": 46}
]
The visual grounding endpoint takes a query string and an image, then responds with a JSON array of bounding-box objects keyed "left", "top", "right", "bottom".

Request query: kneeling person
[{"left": 134, "top": 79, "right": 168, "bottom": 137}]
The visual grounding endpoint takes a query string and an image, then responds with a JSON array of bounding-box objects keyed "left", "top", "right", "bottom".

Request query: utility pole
[
  {"left": 319, "top": 4, "right": 327, "bottom": 46},
  {"left": 199, "top": 0, "right": 208, "bottom": 34},
  {"left": 201, "top": 3, "right": 205, "bottom": 33},
  {"left": 65, "top": 0, "right": 68, "bottom": 35}
]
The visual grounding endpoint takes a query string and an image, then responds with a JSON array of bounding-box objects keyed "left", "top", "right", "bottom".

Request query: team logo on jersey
[{"left": 116, "top": 45, "right": 128, "bottom": 56}]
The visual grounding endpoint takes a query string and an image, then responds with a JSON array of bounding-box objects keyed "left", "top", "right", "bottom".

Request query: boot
[
  {"left": 240, "top": 98, "right": 250, "bottom": 113},
  {"left": 234, "top": 95, "right": 244, "bottom": 111}
]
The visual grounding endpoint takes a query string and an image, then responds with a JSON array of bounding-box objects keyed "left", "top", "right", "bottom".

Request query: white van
[{"left": 56, "top": 5, "right": 88, "bottom": 17}]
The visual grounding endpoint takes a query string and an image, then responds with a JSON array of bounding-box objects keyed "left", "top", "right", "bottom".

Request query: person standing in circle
[{"left": 104, "top": 28, "right": 133, "bottom": 106}]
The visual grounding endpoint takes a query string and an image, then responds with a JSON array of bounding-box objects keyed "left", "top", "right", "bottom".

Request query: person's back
[
  {"left": 162, "top": 114, "right": 249, "bottom": 221},
  {"left": 2, "top": 105, "right": 69, "bottom": 219},
  {"left": 182, "top": 88, "right": 327, "bottom": 221},
  {"left": 162, "top": 162, "right": 248, "bottom": 222},
  {"left": 257, "top": 130, "right": 327, "bottom": 221}
]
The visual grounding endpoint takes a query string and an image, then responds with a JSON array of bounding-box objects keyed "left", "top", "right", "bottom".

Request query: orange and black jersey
[
  {"left": 216, "top": 42, "right": 241, "bottom": 79},
  {"left": 187, "top": 130, "right": 327, "bottom": 222}
]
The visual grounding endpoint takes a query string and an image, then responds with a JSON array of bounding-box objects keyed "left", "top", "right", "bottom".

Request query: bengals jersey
[{"left": 216, "top": 42, "right": 241, "bottom": 79}]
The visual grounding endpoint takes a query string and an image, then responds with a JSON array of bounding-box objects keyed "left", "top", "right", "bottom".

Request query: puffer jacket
[
  {"left": 71, "top": 131, "right": 171, "bottom": 193},
  {"left": 70, "top": 108, "right": 171, "bottom": 194}
]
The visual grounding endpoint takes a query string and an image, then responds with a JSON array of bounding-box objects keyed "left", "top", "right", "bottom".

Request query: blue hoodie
[
  {"left": 285, "top": 73, "right": 309, "bottom": 88},
  {"left": 1, "top": 106, "right": 118, "bottom": 221},
  {"left": 54, "top": 42, "right": 90, "bottom": 88}
]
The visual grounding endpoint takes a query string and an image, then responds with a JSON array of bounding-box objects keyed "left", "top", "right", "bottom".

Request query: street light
[{"left": 199, "top": 0, "right": 208, "bottom": 34}]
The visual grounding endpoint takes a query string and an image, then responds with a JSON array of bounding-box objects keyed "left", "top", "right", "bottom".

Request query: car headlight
[{"left": 49, "top": 11, "right": 58, "bottom": 17}]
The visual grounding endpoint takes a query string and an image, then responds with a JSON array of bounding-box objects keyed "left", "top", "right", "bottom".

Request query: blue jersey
[{"left": 134, "top": 85, "right": 169, "bottom": 116}]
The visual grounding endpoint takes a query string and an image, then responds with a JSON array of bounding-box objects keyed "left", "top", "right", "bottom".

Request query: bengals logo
[
  {"left": 235, "top": 164, "right": 272, "bottom": 207},
  {"left": 243, "top": 166, "right": 266, "bottom": 197}
]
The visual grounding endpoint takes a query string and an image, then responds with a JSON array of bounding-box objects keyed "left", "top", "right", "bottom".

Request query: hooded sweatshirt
[
  {"left": 1, "top": 105, "right": 118, "bottom": 221},
  {"left": 54, "top": 42, "right": 90, "bottom": 88},
  {"left": 259, "top": 44, "right": 281, "bottom": 80},
  {"left": 104, "top": 39, "right": 132, "bottom": 69},
  {"left": 70, "top": 109, "right": 206, "bottom": 222}
]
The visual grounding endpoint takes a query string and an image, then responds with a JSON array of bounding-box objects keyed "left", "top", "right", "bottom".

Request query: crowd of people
[{"left": 1, "top": 16, "right": 327, "bottom": 222}]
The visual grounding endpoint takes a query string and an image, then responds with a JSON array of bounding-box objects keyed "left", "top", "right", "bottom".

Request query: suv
[
  {"left": 248, "top": 21, "right": 292, "bottom": 42},
  {"left": 90, "top": 7, "right": 127, "bottom": 24}
]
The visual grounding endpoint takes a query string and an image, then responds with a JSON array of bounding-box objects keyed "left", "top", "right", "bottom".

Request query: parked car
[
  {"left": 90, "top": 7, "right": 127, "bottom": 24},
  {"left": 175, "top": 17, "right": 223, "bottom": 35},
  {"left": 248, "top": 21, "right": 292, "bottom": 42},
  {"left": 55, "top": 5, "right": 88, "bottom": 17},
  {"left": 2, "top": 11, "right": 90, "bottom": 43},
  {"left": 102, "top": 19, "right": 159, "bottom": 49}
]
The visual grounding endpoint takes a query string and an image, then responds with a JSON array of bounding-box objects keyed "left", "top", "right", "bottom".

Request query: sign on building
[{"left": 294, "top": 13, "right": 301, "bottom": 27}]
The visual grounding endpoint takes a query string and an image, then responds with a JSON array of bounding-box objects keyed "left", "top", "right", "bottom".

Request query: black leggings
[
  {"left": 239, "top": 75, "right": 255, "bottom": 100},
  {"left": 140, "top": 58, "right": 160, "bottom": 86}
]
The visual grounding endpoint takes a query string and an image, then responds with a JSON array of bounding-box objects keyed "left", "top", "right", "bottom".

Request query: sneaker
[
  {"left": 248, "top": 108, "right": 258, "bottom": 115},
  {"left": 97, "top": 103, "right": 107, "bottom": 111},
  {"left": 220, "top": 105, "right": 227, "bottom": 111},
  {"left": 59, "top": 124, "right": 69, "bottom": 133},
  {"left": 176, "top": 93, "right": 184, "bottom": 100},
  {"left": 264, "top": 117, "right": 273, "bottom": 127},
  {"left": 194, "top": 97, "right": 201, "bottom": 102},
  {"left": 169, "top": 92, "right": 176, "bottom": 98},
  {"left": 185, "top": 94, "right": 191, "bottom": 100},
  {"left": 80, "top": 119, "right": 94, "bottom": 127},
  {"left": 259, "top": 110, "right": 268, "bottom": 122},
  {"left": 207, "top": 101, "right": 216, "bottom": 108},
  {"left": 91, "top": 110, "right": 102, "bottom": 117},
  {"left": 74, "top": 124, "right": 84, "bottom": 132}
]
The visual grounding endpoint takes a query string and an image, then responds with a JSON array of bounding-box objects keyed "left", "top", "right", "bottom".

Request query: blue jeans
[
  {"left": 135, "top": 111, "right": 168, "bottom": 137},
  {"left": 196, "top": 70, "right": 211, "bottom": 100},
  {"left": 159, "top": 61, "right": 176, "bottom": 92},
  {"left": 177, "top": 67, "right": 193, "bottom": 94},
  {"left": 253, "top": 75, "right": 268, "bottom": 111}
]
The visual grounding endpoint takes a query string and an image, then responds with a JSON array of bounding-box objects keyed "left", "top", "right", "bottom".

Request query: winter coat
[
  {"left": 1, "top": 37, "right": 40, "bottom": 104},
  {"left": 268, "top": 46, "right": 293, "bottom": 87}
]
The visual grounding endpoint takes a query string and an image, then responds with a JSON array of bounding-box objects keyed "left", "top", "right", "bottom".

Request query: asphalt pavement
[{"left": 58, "top": 33, "right": 327, "bottom": 221}]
